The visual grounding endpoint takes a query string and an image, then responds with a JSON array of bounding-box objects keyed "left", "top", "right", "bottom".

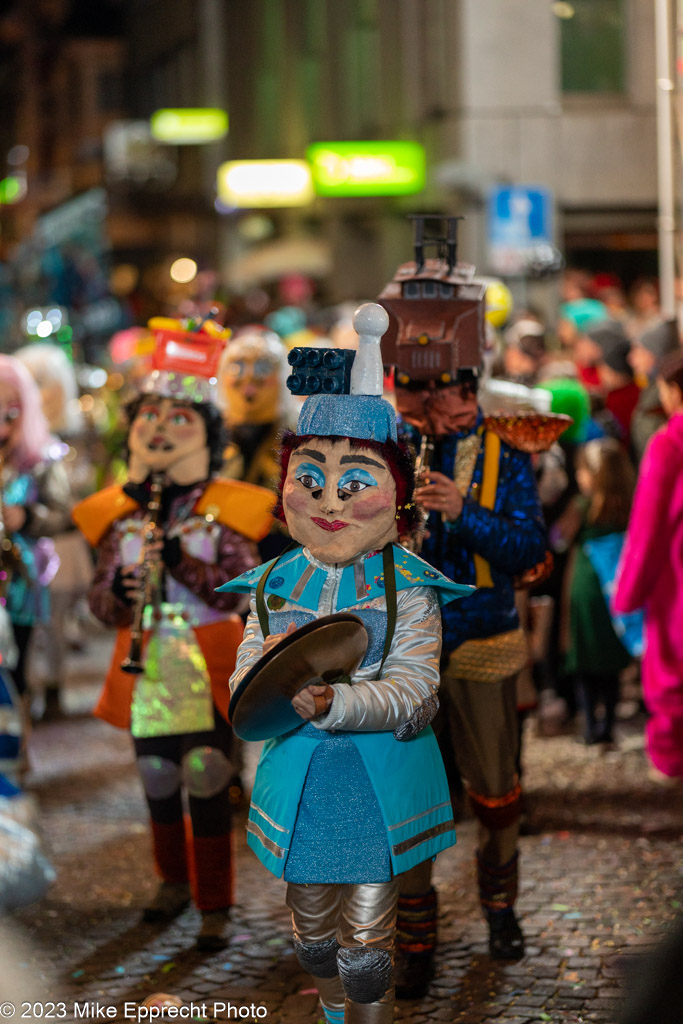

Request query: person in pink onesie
[{"left": 613, "top": 349, "right": 683, "bottom": 780}]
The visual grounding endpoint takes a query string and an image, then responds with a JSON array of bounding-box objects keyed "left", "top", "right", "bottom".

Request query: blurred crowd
[
  {"left": 1, "top": 262, "right": 683, "bottom": 922},
  {"left": 482, "top": 270, "right": 682, "bottom": 782}
]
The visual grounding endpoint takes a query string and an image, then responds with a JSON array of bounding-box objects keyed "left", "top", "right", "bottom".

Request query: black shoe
[
  {"left": 196, "top": 909, "right": 230, "bottom": 951},
  {"left": 394, "top": 950, "right": 434, "bottom": 1000},
  {"left": 487, "top": 908, "right": 525, "bottom": 960},
  {"left": 31, "top": 689, "right": 64, "bottom": 722},
  {"left": 41, "top": 687, "right": 64, "bottom": 721},
  {"left": 142, "top": 881, "right": 191, "bottom": 923}
]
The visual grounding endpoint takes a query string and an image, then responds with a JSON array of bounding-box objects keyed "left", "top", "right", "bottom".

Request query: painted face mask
[
  {"left": 219, "top": 329, "right": 285, "bottom": 426},
  {"left": 396, "top": 380, "right": 478, "bottom": 438},
  {"left": 282, "top": 437, "right": 398, "bottom": 564},
  {"left": 128, "top": 397, "right": 208, "bottom": 483}
]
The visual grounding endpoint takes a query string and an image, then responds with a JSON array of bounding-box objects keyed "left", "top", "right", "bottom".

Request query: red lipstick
[{"left": 311, "top": 517, "right": 349, "bottom": 532}]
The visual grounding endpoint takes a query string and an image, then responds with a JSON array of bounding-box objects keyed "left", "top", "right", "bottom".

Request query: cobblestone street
[{"left": 6, "top": 630, "right": 683, "bottom": 1024}]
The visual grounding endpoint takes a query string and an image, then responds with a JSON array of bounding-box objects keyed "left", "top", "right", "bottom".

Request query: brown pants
[{"left": 400, "top": 671, "right": 521, "bottom": 901}]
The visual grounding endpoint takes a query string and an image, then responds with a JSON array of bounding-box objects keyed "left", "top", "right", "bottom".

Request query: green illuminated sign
[
  {"left": 150, "top": 108, "right": 229, "bottom": 144},
  {"left": 0, "top": 176, "right": 23, "bottom": 204},
  {"left": 306, "top": 141, "right": 425, "bottom": 196}
]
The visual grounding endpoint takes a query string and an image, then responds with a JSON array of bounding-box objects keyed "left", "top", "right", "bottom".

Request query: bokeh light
[{"left": 170, "top": 258, "right": 198, "bottom": 284}]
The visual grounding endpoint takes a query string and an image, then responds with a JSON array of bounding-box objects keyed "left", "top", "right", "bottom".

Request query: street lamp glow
[
  {"left": 170, "top": 258, "right": 198, "bottom": 284},
  {"left": 150, "top": 108, "right": 228, "bottom": 145},
  {"left": 217, "top": 160, "right": 314, "bottom": 208}
]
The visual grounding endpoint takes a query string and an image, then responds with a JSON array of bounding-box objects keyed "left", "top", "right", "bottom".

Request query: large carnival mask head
[
  {"left": 277, "top": 303, "right": 416, "bottom": 564},
  {"left": 0, "top": 378, "right": 22, "bottom": 457},
  {"left": 15, "top": 343, "right": 79, "bottom": 434},
  {"left": 0, "top": 354, "right": 53, "bottom": 467},
  {"left": 128, "top": 397, "right": 209, "bottom": 484},
  {"left": 129, "top": 322, "right": 228, "bottom": 485},
  {"left": 282, "top": 436, "right": 398, "bottom": 564},
  {"left": 396, "top": 375, "right": 478, "bottom": 438},
  {"left": 219, "top": 327, "right": 287, "bottom": 427}
]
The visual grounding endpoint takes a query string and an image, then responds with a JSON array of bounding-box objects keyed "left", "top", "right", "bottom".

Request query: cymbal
[
  {"left": 485, "top": 412, "right": 573, "bottom": 452},
  {"left": 229, "top": 613, "right": 368, "bottom": 741}
]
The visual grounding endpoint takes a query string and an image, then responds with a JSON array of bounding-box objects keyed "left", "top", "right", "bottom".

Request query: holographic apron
[{"left": 118, "top": 516, "right": 216, "bottom": 738}]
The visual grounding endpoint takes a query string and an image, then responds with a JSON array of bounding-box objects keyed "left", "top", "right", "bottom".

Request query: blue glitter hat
[{"left": 288, "top": 303, "right": 397, "bottom": 443}]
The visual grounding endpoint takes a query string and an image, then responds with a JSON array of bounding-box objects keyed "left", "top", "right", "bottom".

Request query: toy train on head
[{"left": 377, "top": 214, "right": 487, "bottom": 386}]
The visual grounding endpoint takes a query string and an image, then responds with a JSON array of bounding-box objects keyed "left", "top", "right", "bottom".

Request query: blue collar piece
[{"left": 216, "top": 544, "right": 473, "bottom": 612}]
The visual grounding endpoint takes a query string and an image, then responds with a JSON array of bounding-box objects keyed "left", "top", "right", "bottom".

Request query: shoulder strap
[
  {"left": 256, "top": 542, "right": 397, "bottom": 667},
  {"left": 377, "top": 543, "right": 398, "bottom": 678},
  {"left": 473, "top": 430, "right": 501, "bottom": 589},
  {"left": 254, "top": 542, "right": 301, "bottom": 639}
]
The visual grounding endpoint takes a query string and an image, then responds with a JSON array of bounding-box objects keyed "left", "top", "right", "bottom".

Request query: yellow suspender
[{"left": 473, "top": 430, "right": 500, "bottom": 588}]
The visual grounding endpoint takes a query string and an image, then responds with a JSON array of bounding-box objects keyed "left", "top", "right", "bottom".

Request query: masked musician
[
  {"left": 0, "top": 355, "right": 70, "bottom": 739},
  {"left": 379, "top": 219, "right": 547, "bottom": 995},
  {"left": 73, "top": 323, "right": 274, "bottom": 950},
  {"left": 220, "top": 304, "right": 470, "bottom": 1024}
]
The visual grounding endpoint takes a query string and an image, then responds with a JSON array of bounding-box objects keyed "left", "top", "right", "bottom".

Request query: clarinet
[
  {"left": 409, "top": 434, "right": 435, "bottom": 554},
  {"left": 120, "top": 473, "right": 164, "bottom": 675}
]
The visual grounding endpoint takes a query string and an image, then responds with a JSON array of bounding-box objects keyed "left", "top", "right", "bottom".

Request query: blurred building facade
[
  {"left": 0, "top": 0, "right": 669, "bottom": 332},
  {"left": 123, "top": 0, "right": 661, "bottom": 299}
]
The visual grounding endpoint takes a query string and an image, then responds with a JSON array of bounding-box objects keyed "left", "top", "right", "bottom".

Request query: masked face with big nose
[
  {"left": 282, "top": 437, "right": 398, "bottom": 564},
  {"left": 128, "top": 397, "right": 209, "bottom": 485},
  {"left": 395, "top": 378, "right": 478, "bottom": 438}
]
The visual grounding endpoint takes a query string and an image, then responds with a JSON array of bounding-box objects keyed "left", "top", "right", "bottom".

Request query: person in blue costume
[
  {"left": 219, "top": 304, "right": 471, "bottom": 1024},
  {"left": 0, "top": 355, "right": 70, "bottom": 753},
  {"left": 392, "top": 368, "right": 547, "bottom": 989}
]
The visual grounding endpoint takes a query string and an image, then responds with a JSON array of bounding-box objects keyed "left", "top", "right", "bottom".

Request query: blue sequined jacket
[{"left": 403, "top": 412, "right": 546, "bottom": 655}]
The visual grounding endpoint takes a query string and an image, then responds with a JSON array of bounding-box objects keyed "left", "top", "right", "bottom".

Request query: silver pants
[{"left": 286, "top": 879, "right": 399, "bottom": 1024}]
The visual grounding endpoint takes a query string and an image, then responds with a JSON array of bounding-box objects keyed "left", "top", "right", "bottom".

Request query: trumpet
[
  {"left": 0, "top": 453, "right": 26, "bottom": 599},
  {"left": 120, "top": 474, "right": 164, "bottom": 675},
  {"left": 407, "top": 434, "right": 435, "bottom": 554}
]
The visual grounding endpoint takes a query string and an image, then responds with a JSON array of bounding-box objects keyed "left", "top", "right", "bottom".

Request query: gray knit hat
[
  {"left": 586, "top": 321, "right": 633, "bottom": 377},
  {"left": 638, "top": 319, "right": 680, "bottom": 362}
]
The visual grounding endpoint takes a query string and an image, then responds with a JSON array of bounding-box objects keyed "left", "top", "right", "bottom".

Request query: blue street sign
[{"left": 487, "top": 185, "right": 555, "bottom": 275}]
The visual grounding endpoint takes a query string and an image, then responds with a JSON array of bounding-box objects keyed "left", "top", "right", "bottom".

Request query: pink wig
[{"left": 0, "top": 354, "right": 53, "bottom": 469}]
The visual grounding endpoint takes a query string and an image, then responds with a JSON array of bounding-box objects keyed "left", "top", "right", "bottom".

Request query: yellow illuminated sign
[
  {"left": 306, "top": 141, "right": 425, "bottom": 196},
  {"left": 150, "top": 108, "right": 228, "bottom": 144},
  {"left": 217, "top": 160, "right": 314, "bottom": 208}
]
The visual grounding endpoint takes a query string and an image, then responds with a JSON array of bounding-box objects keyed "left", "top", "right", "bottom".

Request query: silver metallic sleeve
[
  {"left": 228, "top": 598, "right": 264, "bottom": 696},
  {"left": 314, "top": 587, "right": 443, "bottom": 733}
]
